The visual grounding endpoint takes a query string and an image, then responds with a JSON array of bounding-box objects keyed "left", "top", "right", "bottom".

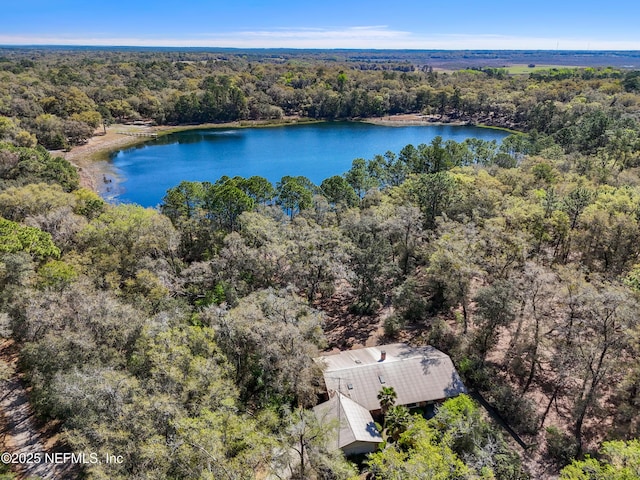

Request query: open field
[
  {"left": 2, "top": 46, "right": 639, "bottom": 69},
  {"left": 504, "top": 64, "right": 582, "bottom": 74}
]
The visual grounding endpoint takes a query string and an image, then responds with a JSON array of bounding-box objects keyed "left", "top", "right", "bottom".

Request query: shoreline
[
  {"left": 361, "top": 114, "right": 520, "bottom": 133},
  {"left": 362, "top": 113, "right": 469, "bottom": 127},
  {"left": 58, "top": 115, "right": 517, "bottom": 200},
  {"left": 59, "top": 125, "right": 158, "bottom": 194},
  {"left": 58, "top": 118, "right": 323, "bottom": 195}
]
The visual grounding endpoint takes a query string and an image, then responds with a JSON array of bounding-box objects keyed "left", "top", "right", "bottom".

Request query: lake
[{"left": 108, "top": 121, "right": 510, "bottom": 207}]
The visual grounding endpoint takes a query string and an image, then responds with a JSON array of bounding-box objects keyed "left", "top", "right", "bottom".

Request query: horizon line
[{"left": 2, "top": 44, "right": 640, "bottom": 53}]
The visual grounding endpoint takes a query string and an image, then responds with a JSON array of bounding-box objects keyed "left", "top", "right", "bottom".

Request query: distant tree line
[{"left": 1, "top": 49, "right": 640, "bottom": 151}]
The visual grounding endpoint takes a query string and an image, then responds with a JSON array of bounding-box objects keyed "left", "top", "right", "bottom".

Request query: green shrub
[
  {"left": 489, "top": 383, "right": 540, "bottom": 435},
  {"left": 383, "top": 314, "right": 404, "bottom": 339},
  {"left": 546, "top": 426, "right": 578, "bottom": 466}
]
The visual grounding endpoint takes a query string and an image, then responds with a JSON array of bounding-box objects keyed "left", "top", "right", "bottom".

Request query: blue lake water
[{"left": 109, "top": 121, "right": 509, "bottom": 207}]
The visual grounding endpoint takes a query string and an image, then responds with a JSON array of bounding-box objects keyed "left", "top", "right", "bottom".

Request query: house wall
[{"left": 342, "top": 440, "right": 380, "bottom": 457}]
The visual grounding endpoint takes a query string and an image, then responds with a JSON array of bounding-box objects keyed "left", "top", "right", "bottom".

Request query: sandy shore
[
  {"left": 58, "top": 124, "right": 164, "bottom": 194},
  {"left": 362, "top": 113, "right": 470, "bottom": 126}
]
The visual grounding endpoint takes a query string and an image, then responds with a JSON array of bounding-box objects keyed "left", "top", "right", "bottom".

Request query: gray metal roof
[
  {"left": 313, "top": 393, "right": 383, "bottom": 449},
  {"left": 318, "top": 343, "right": 466, "bottom": 411}
]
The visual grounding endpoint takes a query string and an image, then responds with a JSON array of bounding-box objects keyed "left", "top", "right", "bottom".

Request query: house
[
  {"left": 313, "top": 343, "right": 466, "bottom": 455},
  {"left": 313, "top": 393, "right": 383, "bottom": 456},
  {"left": 319, "top": 343, "right": 467, "bottom": 413}
]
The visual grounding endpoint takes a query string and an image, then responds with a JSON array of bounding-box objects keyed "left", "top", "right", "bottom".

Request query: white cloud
[{"left": 1, "top": 27, "right": 640, "bottom": 50}]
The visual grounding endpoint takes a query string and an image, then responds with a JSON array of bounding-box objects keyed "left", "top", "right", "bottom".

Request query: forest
[{"left": 1, "top": 48, "right": 640, "bottom": 479}]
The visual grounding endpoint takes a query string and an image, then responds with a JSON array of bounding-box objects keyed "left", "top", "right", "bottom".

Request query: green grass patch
[{"left": 505, "top": 64, "right": 578, "bottom": 75}]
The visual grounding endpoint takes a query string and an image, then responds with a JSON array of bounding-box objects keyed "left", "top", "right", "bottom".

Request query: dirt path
[{"left": 0, "top": 341, "right": 77, "bottom": 480}]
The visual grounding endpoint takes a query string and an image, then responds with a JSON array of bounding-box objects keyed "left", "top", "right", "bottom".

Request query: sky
[{"left": 1, "top": 0, "right": 639, "bottom": 50}]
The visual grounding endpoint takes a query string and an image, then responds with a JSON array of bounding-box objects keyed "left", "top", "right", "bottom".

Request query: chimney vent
[{"left": 380, "top": 350, "right": 386, "bottom": 362}]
